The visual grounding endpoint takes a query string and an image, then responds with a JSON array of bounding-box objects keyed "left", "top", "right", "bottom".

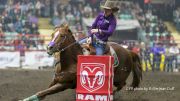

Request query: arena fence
[
  {"left": 0, "top": 34, "right": 180, "bottom": 72},
  {"left": 0, "top": 51, "right": 54, "bottom": 69}
]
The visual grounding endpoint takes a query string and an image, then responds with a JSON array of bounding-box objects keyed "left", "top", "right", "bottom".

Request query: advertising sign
[{"left": 76, "top": 55, "right": 114, "bottom": 101}]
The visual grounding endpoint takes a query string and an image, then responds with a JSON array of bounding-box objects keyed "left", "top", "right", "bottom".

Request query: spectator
[
  {"left": 51, "top": 12, "right": 61, "bottom": 26},
  {"left": 16, "top": 41, "right": 26, "bottom": 68},
  {"left": 14, "top": 35, "right": 21, "bottom": 49},
  {"left": 132, "top": 42, "right": 140, "bottom": 54},
  {"left": 144, "top": 46, "right": 152, "bottom": 71},
  {"left": 84, "top": 4, "right": 92, "bottom": 18},
  {"left": 151, "top": 43, "right": 165, "bottom": 71},
  {"left": 164, "top": 44, "right": 173, "bottom": 72},
  {"left": 15, "top": 40, "right": 26, "bottom": 54},
  {"left": 66, "top": 11, "right": 75, "bottom": 25},
  {"left": 169, "top": 43, "right": 179, "bottom": 72}
]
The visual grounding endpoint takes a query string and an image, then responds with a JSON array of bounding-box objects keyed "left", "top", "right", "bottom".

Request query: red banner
[{"left": 76, "top": 55, "right": 114, "bottom": 101}]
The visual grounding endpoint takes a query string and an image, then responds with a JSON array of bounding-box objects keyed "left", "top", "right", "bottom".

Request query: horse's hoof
[{"left": 21, "top": 95, "right": 39, "bottom": 101}]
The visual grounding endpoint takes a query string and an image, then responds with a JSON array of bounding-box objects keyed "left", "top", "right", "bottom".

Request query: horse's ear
[{"left": 64, "top": 23, "right": 69, "bottom": 30}]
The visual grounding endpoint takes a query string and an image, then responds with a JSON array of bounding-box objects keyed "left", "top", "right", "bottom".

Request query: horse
[{"left": 22, "top": 24, "right": 142, "bottom": 101}]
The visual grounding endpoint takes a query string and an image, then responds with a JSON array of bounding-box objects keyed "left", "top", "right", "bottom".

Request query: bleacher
[{"left": 165, "top": 22, "right": 180, "bottom": 48}]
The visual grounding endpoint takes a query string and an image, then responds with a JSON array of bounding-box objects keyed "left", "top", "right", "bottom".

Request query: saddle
[{"left": 81, "top": 43, "right": 119, "bottom": 67}]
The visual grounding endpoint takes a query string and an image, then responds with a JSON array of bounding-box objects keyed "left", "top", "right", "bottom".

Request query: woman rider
[{"left": 90, "top": 0, "right": 119, "bottom": 55}]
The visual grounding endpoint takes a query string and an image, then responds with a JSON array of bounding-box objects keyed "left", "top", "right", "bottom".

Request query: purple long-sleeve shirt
[{"left": 91, "top": 12, "right": 117, "bottom": 42}]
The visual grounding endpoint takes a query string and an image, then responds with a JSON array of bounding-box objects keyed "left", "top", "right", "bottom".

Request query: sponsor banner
[
  {"left": 0, "top": 52, "right": 20, "bottom": 68},
  {"left": 23, "top": 51, "right": 54, "bottom": 69},
  {"left": 76, "top": 55, "right": 114, "bottom": 101}
]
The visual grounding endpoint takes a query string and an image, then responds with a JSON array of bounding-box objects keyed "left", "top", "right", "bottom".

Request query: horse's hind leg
[{"left": 114, "top": 70, "right": 131, "bottom": 92}]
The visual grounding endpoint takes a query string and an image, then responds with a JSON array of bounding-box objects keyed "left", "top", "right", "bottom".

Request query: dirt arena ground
[{"left": 0, "top": 69, "right": 180, "bottom": 101}]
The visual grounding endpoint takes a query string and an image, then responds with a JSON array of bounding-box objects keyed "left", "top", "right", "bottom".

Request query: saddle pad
[{"left": 110, "top": 46, "right": 119, "bottom": 67}]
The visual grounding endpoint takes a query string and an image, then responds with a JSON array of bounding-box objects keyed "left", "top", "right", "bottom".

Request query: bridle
[
  {"left": 49, "top": 29, "right": 91, "bottom": 55},
  {"left": 53, "top": 35, "right": 78, "bottom": 53},
  {"left": 58, "top": 34, "right": 93, "bottom": 52},
  {"left": 56, "top": 35, "right": 67, "bottom": 52}
]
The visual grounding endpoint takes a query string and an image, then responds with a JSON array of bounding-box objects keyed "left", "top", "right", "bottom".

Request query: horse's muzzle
[{"left": 47, "top": 51, "right": 53, "bottom": 56}]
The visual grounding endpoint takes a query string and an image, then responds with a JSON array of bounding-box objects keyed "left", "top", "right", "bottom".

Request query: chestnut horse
[{"left": 22, "top": 24, "right": 142, "bottom": 101}]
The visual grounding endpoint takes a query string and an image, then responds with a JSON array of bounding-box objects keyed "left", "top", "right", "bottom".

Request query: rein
[
  {"left": 58, "top": 35, "right": 91, "bottom": 52},
  {"left": 52, "top": 34, "right": 91, "bottom": 77},
  {"left": 59, "top": 41, "right": 78, "bottom": 52},
  {"left": 52, "top": 36, "right": 80, "bottom": 77}
]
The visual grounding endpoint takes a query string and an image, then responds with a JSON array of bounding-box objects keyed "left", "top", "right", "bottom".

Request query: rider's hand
[{"left": 91, "top": 29, "right": 99, "bottom": 34}]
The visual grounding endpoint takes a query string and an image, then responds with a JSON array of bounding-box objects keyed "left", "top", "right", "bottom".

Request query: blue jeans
[
  {"left": 92, "top": 42, "right": 105, "bottom": 55},
  {"left": 78, "top": 38, "right": 87, "bottom": 44}
]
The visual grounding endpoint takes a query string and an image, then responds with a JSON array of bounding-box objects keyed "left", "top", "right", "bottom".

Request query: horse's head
[{"left": 47, "top": 24, "right": 75, "bottom": 55}]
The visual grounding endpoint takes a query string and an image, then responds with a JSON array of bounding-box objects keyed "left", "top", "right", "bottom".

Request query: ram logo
[{"left": 80, "top": 63, "right": 105, "bottom": 92}]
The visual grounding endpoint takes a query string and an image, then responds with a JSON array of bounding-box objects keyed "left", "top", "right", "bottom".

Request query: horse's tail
[{"left": 130, "top": 51, "right": 142, "bottom": 88}]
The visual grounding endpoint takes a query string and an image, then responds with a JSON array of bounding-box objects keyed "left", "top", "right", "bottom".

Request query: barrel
[{"left": 76, "top": 55, "right": 114, "bottom": 101}]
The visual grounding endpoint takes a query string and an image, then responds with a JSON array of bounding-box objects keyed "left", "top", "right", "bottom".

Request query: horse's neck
[{"left": 60, "top": 42, "right": 83, "bottom": 70}]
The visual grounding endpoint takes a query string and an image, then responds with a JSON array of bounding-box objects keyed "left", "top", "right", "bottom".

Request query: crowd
[
  {"left": 0, "top": 0, "right": 40, "bottom": 34},
  {"left": 0, "top": 34, "right": 45, "bottom": 51},
  {"left": 50, "top": 0, "right": 144, "bottom": 31},
  {"left": 138, "top": 3, "right": 180, "bottom": 72},
  {"left": 117, "top": 2, "right": 180, "bottom": 72},
  {"left": 0, "top": 0, "right": 180, "bottom": 72},
  {"left": 50, "top": 0, "right": 101, "bottom": 31},
  {"left": 0, "top": 0, "right": 47, "bottom": 51},
  {"left": 0, "top": 0, "right": 144, "bottom": 51},
  {"left": 140, "top": 42, "right": 179, "bottom": 72},
  {"left": 143, "top": 11, "right": 174, "bottom": 47}
]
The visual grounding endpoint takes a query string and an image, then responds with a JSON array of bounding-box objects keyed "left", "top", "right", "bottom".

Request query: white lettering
[
  {"left": 77, "top": 94, "right": 84, "bottom": 100},
  {"left": 76, "top": 94, "right": 113, "bottom": 101},
  {"left": 85, "top": 94, "right": 94, "bottom": 100},
  {"left": 95, "top": 95, "right": 107, "bottom": 101}
]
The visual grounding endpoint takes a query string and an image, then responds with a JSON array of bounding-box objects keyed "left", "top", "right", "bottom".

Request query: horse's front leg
[
  {"left": 22, "top": 72, "right": 76, "bottom": 101},
  {"left": 48, "top": 80, "right": 56, "bottom": 88},
  {"left": 48, "top": 75, "right": 59, "bottom": 88},
  {"left": 22, "top": 83, "right": 72, "bottom": 101},
  {"left": 36, "top": 83, "right": 73, "bottom": 100}
]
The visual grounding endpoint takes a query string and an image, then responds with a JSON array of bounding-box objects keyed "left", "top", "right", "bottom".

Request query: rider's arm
[
  {"left": 91, "top": 13, "right": 101, "bottom": 29},
  {"left": 99, "top": 17, "right": 117, "bottom": 37}
]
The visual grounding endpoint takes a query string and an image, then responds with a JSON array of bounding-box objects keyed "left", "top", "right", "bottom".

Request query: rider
[{"left": 89, "top": 0, "right": 119, "bottom": 55}]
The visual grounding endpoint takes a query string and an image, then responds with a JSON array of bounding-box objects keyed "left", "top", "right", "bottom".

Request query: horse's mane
[{"left": 59, "top": 24, "right": 83, "bottom": 58}]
